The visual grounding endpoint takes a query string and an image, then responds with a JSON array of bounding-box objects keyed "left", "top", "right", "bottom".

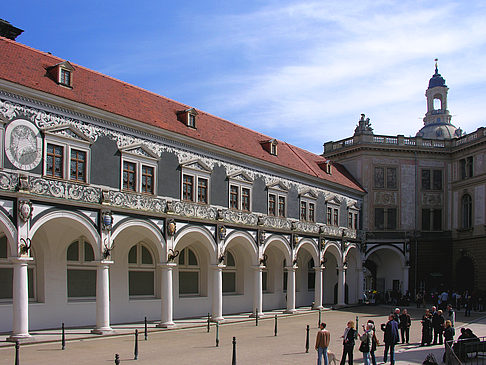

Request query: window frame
[
  {"left": 267, "top": 183, "right": 288, "bottom": 218},
  {"left": 128, "top": 242, "right": 156, "bottom": 298},
  {"left": 66, "top": 238, "right": 96, "bottom": 301},
  {"left": 374, "top": 207, "right": 398, "bottom": 231},
  {"left": 120, "top": 146, "right": 158, "bottom": 195},
  {"left": 42, "top": 127, "right": 92, "bottom": 184},
  {"left": 326, "top": 196, "right": 341, "bottom": 227},
  {"left": 374, "top": 166, "right": 398, "bottom": 190},
  {"left": 222, "top": 250, "right": 237, "bottom": 295},
  {"left": 461, "top": 194, "right": 473, "bottom": 229},
  {"left": 299, "top": 191, "right": 317, "bottom": 222},
  {"left": 178, "top": 247, "right": 201, "bottom": 296},
  {"left": 421, "top": 169, "right": 443, "bottom": 191},
  {"left": 180, "top": 160, "right": 212, "bottom": 205},
  {"left": 228, "top": 172, "right": 253, "bottom": 212}
]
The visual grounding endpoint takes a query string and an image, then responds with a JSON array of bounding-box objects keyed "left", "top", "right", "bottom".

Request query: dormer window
[
  {"left": 47, "top": 61, "right": 75, "bottom": 88},
  {"left": 318, "top": 160, "right": 332, "bottom": 174},
  {"left": 177, "top": 108, "right": 198, "bottom": 128},
  {"left": 261, "top": 139, "right": 278, "bottom": 156}
]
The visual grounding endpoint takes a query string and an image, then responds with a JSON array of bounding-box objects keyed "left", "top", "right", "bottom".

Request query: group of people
[
  {"left": 416, "top": 289, "right": 482, "bottom": 315},
  {"left": 315, "top": 306, "right": 456, "bottom": 365}
]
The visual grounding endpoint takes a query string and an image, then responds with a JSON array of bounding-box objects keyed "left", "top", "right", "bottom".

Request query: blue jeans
[
  {"left": 317, "top": 347, "right": 328, "bottom": 365},
  {"left": 384, "top": 344, "right": 395, "bottom": 364},
  {"left": 363, "top": 352, "right": 371, "bottom": 365}
]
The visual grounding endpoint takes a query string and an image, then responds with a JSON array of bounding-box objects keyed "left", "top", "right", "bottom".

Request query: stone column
[
  {"left": 250, "top": 265, "right": 264, "bottom": 318},
  {"left": 8, "top": 257, "right": 33, "bottom": 341},
  {"left": 402, "top": 265, "right": 410, "bottom": 295},
  {"left": 211, "top": 264, "right": 224, "bottom": 322},
  {"left": 337, "top": 265, "right": 346, "bottom": 306},
  {"left": 91, "top": 261, "right": 113, "bottom": 334},
  {"left": 157, "top": 262, "right": 176, "bottom": 328},
  {"left": 313, "top": 267, "right": 324, "bottom": 310},
  {"left": 284, "top": 266, "right": 296, "bottom": 314}
]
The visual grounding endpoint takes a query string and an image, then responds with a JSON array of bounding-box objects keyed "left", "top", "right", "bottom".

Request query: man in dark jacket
[
  {"left": 432, "top": 309, "right": 445, "bottom": 345},
  {"left": 381, "top": 314, "right": 399, "bottom": 364},
  {"left": 398, "top": 309, "right": 411, "bottom": 344}
]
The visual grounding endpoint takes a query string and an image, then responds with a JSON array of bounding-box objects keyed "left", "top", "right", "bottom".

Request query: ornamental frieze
[
  {"left": 421, "top": 192, "right": 442, "bottom": 206},
  {"left": 0, "top": 171, "right": 19, "bottom": 191},
  {"left": 0, "top": 96, "right": 360, "bottom": 209},
  {"left": 108, "top": 191, "right": 166, "bottom": 213},
  {"left": 373, "top": 191, "right": 397, "bottom": 206},
  {"left": 29, "top": 176, "right": 101, "bottom": 203}
]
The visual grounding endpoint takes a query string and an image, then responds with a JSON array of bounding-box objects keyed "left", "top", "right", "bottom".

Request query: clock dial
[{"left": 5, "top": 119, "right": 42, "bottom": 171}]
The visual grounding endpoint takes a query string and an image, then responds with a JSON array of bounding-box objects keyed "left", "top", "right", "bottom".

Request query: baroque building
[
  {"left": 324, "top": 63, "right": 486, "bottom": 297},
  {"left": 0, "top": 25, "right": 366, "bottom": 339}
]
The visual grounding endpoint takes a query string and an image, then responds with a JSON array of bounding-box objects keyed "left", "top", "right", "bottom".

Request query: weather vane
[{"left": 435, "top": 58, "right": 438, "bottom": 68}]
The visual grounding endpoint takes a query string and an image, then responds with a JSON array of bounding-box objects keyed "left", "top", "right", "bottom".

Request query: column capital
[
  {"left": 158, "top": 262, "right": 177, "bottom": 269},
  {"left": 8, "top": 256, "right": 33, "bottom": 265},
  {"left": 285, "top": 266, "right": 297, "bottom": 272},
  {"left": 313, "top": 266, "right": 323, "bottom": 272},
  {"left": 252, "top": 265, "right": 266, "bottom": 271},
  {"left": 95, "top": 260, "right": 113, "bottom": 266},
  {"left": 211, "top": 263, "right": 226, "bottom": 270}
]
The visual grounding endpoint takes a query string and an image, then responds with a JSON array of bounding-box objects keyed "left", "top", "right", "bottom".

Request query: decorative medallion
[
  {"left": 18, "top": 199, "right": 33, "bottom": 222},
  {"left": 5, "top": 119, "right": 43, "bottom": 171},
  {"left": 101, "top": 210, "right": 113, "bottom": 231},
  {"left": 218, "top": 225, "right": 226, "bottom": 241},
  {"left": 167, "top": 219, "right": 176, "bottom": 236}
]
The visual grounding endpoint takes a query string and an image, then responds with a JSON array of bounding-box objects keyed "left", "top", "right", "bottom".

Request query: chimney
[{"left": 0, "top": 19, "right": 23, "bottom": 40}]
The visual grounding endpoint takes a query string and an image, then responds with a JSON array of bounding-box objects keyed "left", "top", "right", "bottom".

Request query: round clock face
[{"left": 5, "top": 119, "right": 43, "bottom": 171}]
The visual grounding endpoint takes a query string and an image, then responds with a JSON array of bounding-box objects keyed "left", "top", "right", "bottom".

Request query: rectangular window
[
  {"left": 182, "top": 175, "right": 194, "bottom": 201},
  {"left": 386, "top": 208, "right": 397, "bottom": 230},
  {"left": 308, "top": 270, "right": 315, "bottom": 291},
  {"left": 179, "top": 271, "right": 199, "bottom": 295},
  {"left": 269, "top": 194, "right": 276, "bottom": 216},
  {"left": 242, "top": 188, "right": 250, "bottom": 211},
  {"left": 230, "top": 185, "right": 239, "bottom": 209},
  {"left": 375, "top": 208, "right": 384, "bottom": 230},
  {"left": 333, "top": 209, "right": 339, "bottom": 226},
  {"left": 422, "top": 170, "right": 431, "bottom": 190},
  {"left": 70, "top": 149, "right": 86, "bottom": 182},
  {"left": 386, "top": 167, "right": 397, "bottom": 189},
  {"left": 60, "top": 69, "right": 71, "bottom": 86},
  {"left": 433, "top": 209, "right": 442, "bottom": 231},
  {"left": 327, "top": 207, "right": 332, "bottom": 225},
  {"left": 300, "top": 202, "right": 307, "bottom": 221},
  {"left": 67, "top": 269, "right": 96, "bottom": 298},
  {"left": 467, "top": 156, "right": 474, "bottom": 178},
  {"left": 348, "top": 212, "right": 353, "bottom": 228},
  {"left": 123, "top": 161, "right": 137, "bottom": 191},
  {"left": 222, "top": 272, "right": 236, "bottom": 293},
  {"left": 283, "top": 270, "right": 288, "bottom": 291},
  {"left": 374, "top": 167, "right": 385, "bottom": 188},
  {"left": 46, "top": 144, "right": 64, "bottom": 178},
  {"left": 309, "top": 203, "right": 315, "bottom": 222},
  {"left": 354, "top": 213, "right": 358, "bottom": 229},
  {"left": 278, "top": 196, "right": 286, "bottom": 217},
  {"left": 460, "top": 159, "right": 467, "bottom": 180},
  {"left": 197, "top": 178, "right": 208, "bottom": 203},
  {"left": 422, "top": 208, "right": 431, "bottom": 231},
  {"left": 129, "top": 271, "right": 154, "bottom": 296},
  {"left": 141, "top": 165, "right": 154, "bottom": 194},
  {"left": 432, "top": 170, "right": 442, "bottom": 190},
  {"left": 262, "top": 271, "right": 268, "bottom": 292},
  {"left": 188, "top": 114, "right": 196, "bottom": 128}
]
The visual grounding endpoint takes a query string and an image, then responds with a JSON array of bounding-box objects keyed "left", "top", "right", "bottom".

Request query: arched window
[
  {"left": 222, "top": 251, "right": 236, "bottom": 294},
  {"left": 128, "top": 243, "right": 155, "bottom": 297},
  {"left": 461, "top": 194, "right": 472, "bottom": 229},
  {"left": 307, "top": 258, "right": 315, "bottom": 291},
  {"left": 178, "top": 247, "right": 199, "bottom": 295},
  {"left": 66, "top": 238, "right": 96, "bottom": 299},
  {"left": 0, "top": 235, "right": 36, "bottom": 301}
]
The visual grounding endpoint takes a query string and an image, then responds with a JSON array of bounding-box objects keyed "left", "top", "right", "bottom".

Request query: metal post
[
  {"left": 318, "top": 309, "right": 321, "bottom": 327},
  {"left": 61, "top": 322, "right": 66, "bottom": 350},
  {"left": 134, "top": 329, "right": 139, "bottom": 360},
  {"left": 207, "top": 313, "right": 210, "bottom": 333},
  {"left": 115, "top": 353, "right": 120, "bottom": 365},
  {"left": 144, "top": 317, "right": 148, "bottom": 341},
  {"left": 274, "top": 315, "right": 278, "bottom": 336},
  {"left": 255, "top": 309, "right": 259, "bottom": 326},
  {"left": 216, "top": 322, "right": 219, "bottom": 347},
  {"left": 232, "top": 337, "right": 237, "bottom": 365},
  {"left": 355, "top": 316, "right": 359, "bottom": 339},
  {"left": 14, "top": 341, "right": 19, "bottom": 365},
  {"left": 305, "top": 325, "right": 310, "bottom": 353}
]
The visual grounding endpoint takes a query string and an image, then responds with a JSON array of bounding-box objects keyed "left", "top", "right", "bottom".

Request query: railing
[{"left": 448, "top": 335, "right": 486, "bottom": 364}]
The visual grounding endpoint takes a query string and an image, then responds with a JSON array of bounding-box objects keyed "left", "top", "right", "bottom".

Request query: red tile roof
[{"left": 0, "top": 37, "right": 364, "bottom": 193}]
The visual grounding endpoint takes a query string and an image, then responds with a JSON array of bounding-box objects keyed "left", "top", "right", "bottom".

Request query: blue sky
[{"left": 5, "top": 0, "right": 486, "bottom": 154}]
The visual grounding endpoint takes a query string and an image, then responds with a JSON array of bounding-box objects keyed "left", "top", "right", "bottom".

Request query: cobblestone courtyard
[{"left": 1, "top": 305, "right": 485, "bottom": 364}]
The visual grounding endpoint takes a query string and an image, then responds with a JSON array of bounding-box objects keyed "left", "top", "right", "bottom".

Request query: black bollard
[
  {"left": 216, "top": 322, "right": 219, "bottom": 347},
  {"left": 305, "top": 325, "right": 310, "bottom": 353},
  {"left": 14, "top": 341, "right": 19, "bottom": 365},
  {"left": 255, "top": 309, "right": 259, "bottom": 326},
  {"left": 134, "top": 329, "right": 139, "bottom": 360},
  {"left": 232, "top": 336, "right": 237, "bottom": 365},
  {"left": 207, "top": 313, "right": 210, "bottom": 333},
  {"left": 144, "top": 317, "right": 148, "bottom": 341},
  {"left": 274, "top": 315, "right": 278, "bottom": 336},
  {"left": 115, "top": 353, "right": 120, "bottom": 365},
  {"left": 355, "top": 316, "right": 359, "bottom": 339},
  {"left": 61, "top": 322, "right": 66, "bottom": 350},
  {"left": 318, "top": 309, "right": 321, "bottom": 327}
]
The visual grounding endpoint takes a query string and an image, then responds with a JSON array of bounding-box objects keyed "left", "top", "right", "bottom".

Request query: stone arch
[
  {"left": 0, "top": 210, "right": 17, "bottom": 256},
  {"left": 173, "top": 225, "right": 217, "bottom": 264},
  {"left": 30, "top": 210, "right": 101, "bottom": 260},
  {"left": 222, "top": 230, "right": 258, "bottom": 266},
  {"left": 323, "top": 241, "right": 342, "bottom": 265},
  {"left": 365, "top": 245, "right": 405, "bottom": 265},
  {"left": 294, "top": 238, "right": 319, "bottom": 264},
  {"left": 111, "top": 219, "right": 165, "bottom": 263},
  {"left": 262, "top": 234, "right": 291, "bottom": 263}
]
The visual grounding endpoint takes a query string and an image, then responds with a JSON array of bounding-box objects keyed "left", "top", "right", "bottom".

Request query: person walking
[
  {"left": 340, "top": 320, "right": 356, "bottom": 365},
  {"left": 381, "top": 314, "right": 399, "bottom": 364},
  {"left": 398, "top": 309, "right": 411, "bottom": 344},
  {"left": 359, "top": 323, "right": 373, "bottom": 365},
  {"left": 443, "top": 320, "right": 455, "bottom": 363},
  {"left": 421, "top": 309, "right": 433, "bottom": 346},
  {"left": 432, "top": 309, "right": 445, "bottom": 345},
  {"left": 367, "top": 320, "right": 378, "bottom": 365},
  {"left": 315, "top": 322, "right": 331, "bottom": 365},
  {"left": 445, "top": 304, "right": 455, "bottom": 327}
]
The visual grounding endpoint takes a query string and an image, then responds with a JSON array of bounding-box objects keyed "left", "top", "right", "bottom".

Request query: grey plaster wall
[
  {"left": 158, "top": 151, "right": 180, "bottom": 199},
  {"left": 91, "top": 135, "right": 120, "bottom": 188},
  {"left": 252, "top": 177, "right": 267, "bottom": 214},
  {"left": 316, "top": 194, "right": 326, "bottom": 224},
  {"left": 287, "top": 187, "right": 299, "bottom": 219},
  {"left": 210, "top": 165, "right": 227, "bottom": 207}
]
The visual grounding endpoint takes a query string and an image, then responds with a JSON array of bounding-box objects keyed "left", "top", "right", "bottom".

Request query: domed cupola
[{"left": 417, "top": 60, "right": 463, "bottom": 140}]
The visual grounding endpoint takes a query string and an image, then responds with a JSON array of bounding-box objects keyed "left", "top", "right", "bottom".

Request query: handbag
[{"left": 359, "top": 337, "right": 369, "bottom": 352}]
